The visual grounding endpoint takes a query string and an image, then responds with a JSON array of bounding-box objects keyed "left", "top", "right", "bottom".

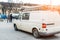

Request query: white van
[{"left": 13, "top": 10, "right": 60, "bottom": 38}]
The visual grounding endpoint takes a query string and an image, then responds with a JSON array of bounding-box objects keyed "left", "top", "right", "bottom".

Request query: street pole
[
  {"left": 19, "top": 1, "right": 23, "bottom": 21},
  {"left": 19, "top": 1, "right": 25, "bottom": 21},
  {"left": 50, "top": 0, "right": 53, "bottom": 11}
]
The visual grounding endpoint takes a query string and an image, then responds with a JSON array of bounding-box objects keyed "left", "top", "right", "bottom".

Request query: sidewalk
[{"left": 0, "top": 19, "right": 13, "bottom": 24}]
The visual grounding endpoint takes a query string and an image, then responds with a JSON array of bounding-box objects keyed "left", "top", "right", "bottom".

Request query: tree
[
  {"left": 9, "top": 3, "right": 12, "bottom": 13},
  {"left": 2, "top": 6, "right": 5, "bottom": 14}
]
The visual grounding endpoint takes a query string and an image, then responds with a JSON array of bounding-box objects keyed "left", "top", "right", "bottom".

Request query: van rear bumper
[
  {"left": 39, "top": 26, "right": 60, "bottom": 36},
  {"left": 39, "top": 31, "right": 60, "bottom": 36}
]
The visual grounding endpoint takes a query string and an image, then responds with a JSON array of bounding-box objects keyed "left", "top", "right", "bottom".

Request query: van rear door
[{"left": 42, "top": 11, "right": 60, "bottom": 28}]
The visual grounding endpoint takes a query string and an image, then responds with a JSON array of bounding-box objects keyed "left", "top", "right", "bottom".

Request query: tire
[
  {"left": 32, "top": 29, "right": 40, "bottom": 38},
  {"left": 14, "top": 24, "right": 18, "bottom": 31}
]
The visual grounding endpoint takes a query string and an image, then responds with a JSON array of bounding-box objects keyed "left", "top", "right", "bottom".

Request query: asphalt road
[{"left": 0, "top": 22, "right": 60, "bottom": 40}]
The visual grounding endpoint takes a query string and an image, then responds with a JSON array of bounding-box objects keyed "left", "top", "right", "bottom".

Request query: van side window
[{"left": 22, "top": 13, "right": 30, "bottom": 20}]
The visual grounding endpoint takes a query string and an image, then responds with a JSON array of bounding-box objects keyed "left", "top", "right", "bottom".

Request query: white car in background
[
  {"left": 13, "top": 11, "right": 60, "bottom": 38},
  {"left": 10, "top": 13, "right": 20, "bottom": 19}
]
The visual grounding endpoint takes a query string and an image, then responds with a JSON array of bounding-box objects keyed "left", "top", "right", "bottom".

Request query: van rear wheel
[
  {"left": 14, "top": 24, "right": 18, "bottom": 31},
  {"left": 32, "top": 29, "right": 40, "bottom": 38}
]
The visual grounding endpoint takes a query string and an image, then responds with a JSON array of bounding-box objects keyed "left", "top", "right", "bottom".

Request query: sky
[{"left": 0, "top": 0, "right": 60, "bottom": 5}]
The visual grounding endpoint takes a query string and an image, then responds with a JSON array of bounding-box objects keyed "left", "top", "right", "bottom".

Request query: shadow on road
[
  {"left": 17, "top": 29, "right": 59, "bottom": 39},
  {"left": 39, "top": 35, "right": 58, "bottom": 39},
  {"left": 17, "top": 29, "right": 33, "bottom": 35}
]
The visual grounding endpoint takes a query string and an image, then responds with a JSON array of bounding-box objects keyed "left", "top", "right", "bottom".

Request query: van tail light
[{"left": 42, "top": 23, "right": 46, "bottom": 28}]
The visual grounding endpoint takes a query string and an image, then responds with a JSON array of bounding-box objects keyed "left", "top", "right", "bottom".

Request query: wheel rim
[{"left": 33, "top": 29, "right": 39, "bottom": 37}]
